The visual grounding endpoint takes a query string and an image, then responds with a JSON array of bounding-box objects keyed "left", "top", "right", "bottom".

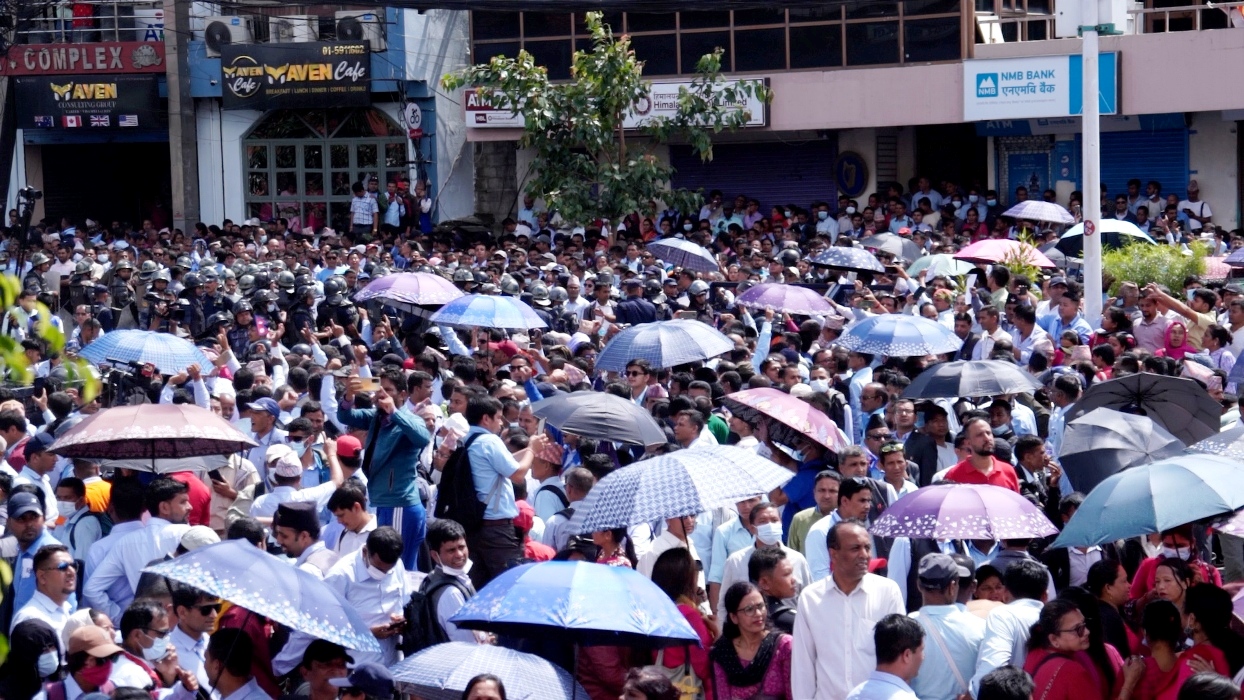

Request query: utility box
[{"left": 1055, "top": 0, "right": 1129, "bottom": 38}]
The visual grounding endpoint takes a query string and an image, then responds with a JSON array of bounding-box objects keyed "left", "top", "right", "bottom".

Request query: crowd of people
[{"left": 0, "top": 173, "right": 1243, "bottom": 700}]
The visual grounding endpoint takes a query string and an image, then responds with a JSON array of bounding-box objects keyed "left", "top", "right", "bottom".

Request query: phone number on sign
[{"left": 322, "top": 45, "right": 367, "bottom": 56}]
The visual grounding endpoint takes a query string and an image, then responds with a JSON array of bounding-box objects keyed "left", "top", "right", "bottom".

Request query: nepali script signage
[
  {"left": 962, "top": 53, "right": 1117, "bottom": 122},
  {"left": 0, "top": 42, "right": 165, "bottom": 76},
  {"left": 221, "top": 41, "right": 371, "bottom": 110}
]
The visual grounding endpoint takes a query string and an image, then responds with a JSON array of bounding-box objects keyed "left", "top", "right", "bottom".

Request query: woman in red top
[
  {"left": 1129, "top": 527, "right": 1221, "bottom": 601},
  {"left": 1024, "top": 599, "right": 1111, "bottom": 700},
  {"left": 1181, "top": 584, "right": 1243, "bottom": 678},
  {"left": 1119, "top": 600, "right": 1198, "bottom": 700},
  {"left": 649, "top": 547, "right": 716, "bottom": 698}
]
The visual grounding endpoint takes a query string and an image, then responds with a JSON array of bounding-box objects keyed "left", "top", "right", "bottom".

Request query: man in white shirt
[
  {"left": 637, "top": 514, "right": 701, "bottom": 578},
  {"left": 324, "top": 527, "right": 410, "bottom": 666},
  {"left": 16, "top": 432, "right": 59, "bottom": 520},
  {"left": 845, "top": 613, "right": 925, "bottom": 700},
  {"left": 541, "top": 467, "right": 595, "bottom": 553},
  {"left": 805, "top": 476, "right": 879, "bottom": 582},
  {"left": 249, "top": 442, "right": 343, "bottom": 520},
  {"left": 325, "top": 483, "right": 377, "bottom": 557},
  {"left": 274, "top": 502, "right": 340, "bottom": 579},
  {"left": 426, "top": 519, "right": 489, "bottom": 644},
  {"left": 1178, "top": 180, "right": 1212, "bottom": 232},
  {"left": 83, "top": 478, "right": 145, "bottom": 616},
  {"left": 970, "top": 559, "right": 1050, "bottom": 695},
  {"left": 716, "top": 502, "right": 812, "bottom": 613},
  {"left": 11, "top": 543, "right": 75, "bottom": 638},
  {"left": 793, "top": 519, "right": 904, "bottom": 700},
  {"left": 972, "top": 307, "right": 1011, "bottom": 362},
  {"left": 909, "top": 554, "right": 986, "bottom": 700}
]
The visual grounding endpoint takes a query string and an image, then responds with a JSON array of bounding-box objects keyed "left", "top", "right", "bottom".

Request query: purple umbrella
[
  {"left": 869, "top": 484, "right": 1058, "bottom": 540},
  {"left": 352, "top": 271, "right": 464, "bottom": 315},
  {"left": 735, "top": 283, "right": 836, "bottom": 316}
]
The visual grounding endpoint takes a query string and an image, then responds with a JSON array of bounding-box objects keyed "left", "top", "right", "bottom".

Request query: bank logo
[{"left": 976, "top": 73, "right": 998, "bottom": 98}]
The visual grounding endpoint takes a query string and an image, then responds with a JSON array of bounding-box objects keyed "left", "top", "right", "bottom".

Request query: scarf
[{"left": 709, "top": 630, "right": 780, "bottom": 689}]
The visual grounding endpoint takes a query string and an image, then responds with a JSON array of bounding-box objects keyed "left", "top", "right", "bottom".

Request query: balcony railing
[
  {"left": 974, "top": 0, "right": 1244, "bottom": 43},
  {"left": 14, "top": 0, "right": 165, "bottom": 44}
]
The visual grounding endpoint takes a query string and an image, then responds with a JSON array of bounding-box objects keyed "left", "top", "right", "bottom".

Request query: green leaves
[
  {"left": 444, "top": 11, "right": 770, "bottom": 226},
  {"left": 0, "top": 276, "right": 101, "bottom": 400}
]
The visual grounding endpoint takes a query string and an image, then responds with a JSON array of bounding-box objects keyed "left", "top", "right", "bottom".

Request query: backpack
[
  {"left": 432, "top": 433, "right": 487, "bottom": 534},
  {"left": 69, "top": 511, "right": 113, "bottom": 549},
  {"left": 400, "top": 570, "right": 474, "bottom": 655},
  {"left": 824, "top": 389, "right": 849, "bottom": 435},
  {"left": 536, "top": 483, "right": 570, "bottom": 510}
]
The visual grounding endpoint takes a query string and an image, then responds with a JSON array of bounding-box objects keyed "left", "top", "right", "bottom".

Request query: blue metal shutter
[
  {"left": 1076, "top": 128, "right": 1189, "bottom": 199},
  {"left": 669, "top": 138, "right": 838, "bottom": 212}
]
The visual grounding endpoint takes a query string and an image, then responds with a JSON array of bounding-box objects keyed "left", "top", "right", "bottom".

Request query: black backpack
[
  {"left": 536, "top": 483, "right": 570, "bottom": 510},
  {"left": 432, "top": 433, "right": 486, "bottom": 534},
  {"left": 400, "top": 570, "right": 474, "bottom": 655}
]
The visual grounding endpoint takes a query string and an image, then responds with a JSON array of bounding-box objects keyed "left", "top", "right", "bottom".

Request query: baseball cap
[
  {"left": 1048, "top": 275, "right": 1068, "bottom": 288},
  {"left": 180, "top": 526, "right": 220, "bottom": 552},
  {"left": 244, "top": 397, "right": 280, "bottom": 417},
  {"left": 68, "top": 625, "right": 125, "bottom": 657},
  {"left": 8, "top": 491, "right": 42, "bottom": 518},
  {"left": 337, "top": 435, "right": 362, "bottom": 460},
  {"left": 918, "top": 552, "right": 970, "bottom": 588},
  {"left": 330, "top": 662, "right": 394, "bottom": 700},
  {"left": 23, "top": 432, "right": 56, "bottom": 461}
]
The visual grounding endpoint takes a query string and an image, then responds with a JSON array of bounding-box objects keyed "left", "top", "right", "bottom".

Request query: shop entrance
[
  {"left": 915, "top": 123, "right": 988, "bottom": 195},
  {"left": 40, "top": 142, "right": 170, "bottom": 227}
]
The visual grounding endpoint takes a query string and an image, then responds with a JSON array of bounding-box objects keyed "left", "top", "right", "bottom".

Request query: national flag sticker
[
  {"left": 62, "top": 115, "right": 81, "bottom": 127},
  {"left": 90, "top": 115, "right": 110, "bottom": 127},
  {"left": 119, "top": 115, "right": 139, "bottom": 127},
  {"left": 33, "top": 116, "right": 53, "bottom": 128}
]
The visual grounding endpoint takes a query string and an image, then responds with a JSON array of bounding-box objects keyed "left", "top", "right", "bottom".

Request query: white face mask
[
  {"left": 435, "top": 555, "right": 473, "bottom": 578},
  {"left": 755, "top": 521, "right": 783, "bottom": 546},
  {"left": 142, "top": 633, "right": 170, "bottom": 662},
  {"left": 846, "top": 207, "right": 856, "bottom": 215},
  {"left": 809, "top": 379, "right": 830, "bottom": 394},
  {"left": 56, "top": 500, "right": 77, "bottom": 518},
  {"left": 37, "top": 650, "right": 60, "bottom": 678},
  {"left": 969, "top": 195, "right": 980, "bottom": 203},
  {"left": 291, "top": 441, "right": 309, "bottom": 458},
  {"left": 96, "top": 253, "right": 109, "bottom": 263},
  {"left": 1161, "top": 545, "right": 1192, "bottom": 561},
  {"left": 366, "top": 563, "right": 388, "bottom": 580}
]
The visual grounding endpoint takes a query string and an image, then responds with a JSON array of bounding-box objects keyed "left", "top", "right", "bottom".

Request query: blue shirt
[
  {"left": 909, "top": 605, "right": 986, "bottom": 700},
  {"left": 846, "top": 671, "right": 919, "bottom": 700},
  {"left": 1038, "top": 312, "right": 1093, "bottom": 345},
  {"left": 708, "top": 517, "right": 755, "bottom": 586},
  {"left": 14, "top": 529, "right": 75, "bottom": 614},
  {"left": 466, "top": 426, "right": 521, "bottom": 520}
]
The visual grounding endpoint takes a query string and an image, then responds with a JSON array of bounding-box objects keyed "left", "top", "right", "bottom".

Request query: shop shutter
[
  {"left": 1076, "top": 129, "right": 1189, "bottom": 199},
  {"left": 669, "top": 138, "right": 838, "bottom": 212}
]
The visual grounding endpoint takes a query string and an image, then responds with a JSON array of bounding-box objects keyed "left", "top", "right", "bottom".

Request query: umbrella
[
  {"left": 428, "top": 294, "right": 547, "bottom": 330},
  {"left": 645, "top": 238, "right": 720, "bottom": 273},
  {"left": 721, "top": 387, "right": 848, "bottom": 450},
  {"left": 352, "top": 271, "right": 464, "bottom": 314},
  {"left": 953, "top": 239, "right": 1057, "bottom": 269},
  {"left": 571, "top": 445, "right": 795, "bottom": 534},
  {"left": 449, "top": 561, "right": 701, "bottom": 647},
  {"left": 1001, "top": 200, "right": 1076, "bottom": 225},
  {"left": 735, "top": 283, "right": 835, "bottom": 316},
  {"left": 595, "top": 319, "right": 733, "bottom": 372},
  {"left": 858, "top": 232, "right": 923, "bottom": 261},
  {"left": 1205, "top": 256, "right": 1232, "bottom": 282},
  {"left": 144, "top": 539, "right": 381, "bottom": 652},
  {"left": 1058, "top": 408, "right": 1187, "bottom": 494},
  {"left": 1066, "top": 372, "right": 1220, "bottom": 445},
  {"left": 807, "top": 246, "right": 885, "bottom": 273},
  {"left": 836, "top": 314, "right": 963, "bottom": 357},
  {"left": 1224, "top": 248, "right": 1244, "bottom": 269},
  {"left": 49, "top": 404, "right": 257, "bottom": 460},
  {"left": 391, "top": 642, "right": 587, "bottom": 700},
  {"left": 1051, "top": 454, "right": 1244, "bottom": 548},
  {"left": 531, "top": 392, "right": 666, "bottom": 445},
  {"left": 907, "top": 254, "right": 976, "bottom": 278},
  {"left": 1055, "top": 220, "right": 1157, "bottom": 256},
  {"left": 78, "top": 329, "right": 212, "bottom": 376},
  {"left": 100, "top": 454, "right": 228, "bottom": 475},
  {"left": 869, "top": 484, "right": 1058, "bottom": 540},
  {"left": 1190, "top": 422, "right": 1244, "bottom": 461},
  {"left": 902, "top": 360, "right": 1042, "bottom": 399}
]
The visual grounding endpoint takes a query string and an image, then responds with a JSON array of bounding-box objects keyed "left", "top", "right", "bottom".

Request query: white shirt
[
  {"left": 1178, "top": 199, "right": 1211, "bottom": 230},
  {"left": 82, "top": 517, "right": 190, "bottom": 620},
  {"left": 324, "top": 548, "right": 410, "bottom": 666},
  {"left": 531, "top": 474, "right": 567, "bottom": 522},
  {"left": 220, "top": 678, "right": 274, "bottom": 700},
  {"left": 329, "top": 515, "right": 377, "bottom": 558},
  {"left": 17, "top": 465, "right": 57, "bottom": 521},
  {"left": 970, "top": 597, "right": 1045, "bottom": 695},
  {"left": 792, "top": 573, "right": 905, "bottom": 700},
  {"left": 82, "top": 520, "right": 144, "bottom": 617},
  {"left": 846, "top": 670, "right": 920, "bottom": 700},
  {"left": 248, "top": 482, "right": 338, "bottom": 519},
  {"left": 716, "top": 543, "right": 811, "bottom": 613},
  {"left": 637, "top": 529, "right": 701, "bottom": 579},
  {"left": 11, "top": 589, "right": 71, "bottom": 637},
  {"left": 433, "top": 567, "right": 487, "bottom": 644},
  {"left": 1068, "top": 546, "right": 1103, "bottom": 588}
]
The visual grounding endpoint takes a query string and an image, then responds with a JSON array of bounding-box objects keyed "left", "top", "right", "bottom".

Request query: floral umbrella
[{"left": 722, "top": 387, "right": 848, "bottom": 450}]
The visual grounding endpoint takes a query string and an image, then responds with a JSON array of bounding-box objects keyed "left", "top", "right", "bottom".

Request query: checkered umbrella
[
  {"left": 391, "top": 642, "right": 587, "bottom": 700},
  {"left": 645, "top": 237, "right": 720, "bottom": 272},
  {"left": 571, "top": 445, "right": 794, "bottom": 534},
  {"left": 428, "top": 293, "right": 547, "bottom": 330},
  {"left": 352, "top": 271, "right": 463, "bottom": 314},
  {"left": 78, "top": 329, "right": 212, "bottom": 376},
  {"left": 1002, "top": 200, "right": 1076, "bottom": 225},
  {"left": 837, "top": 314, "right": 963, "bottom": 357},
  {"left": 806, "top": 246, "right": 885, "bottom": 273},
  {"left": 595, "top": 319, "right": 733, "bottom": 372}
]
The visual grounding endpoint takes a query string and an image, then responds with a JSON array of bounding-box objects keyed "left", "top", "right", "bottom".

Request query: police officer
[
  {"left": 228, "top": 301, "right": 255, "bottom": 357},
  {"left": 91, "top": 285, "right": 116, "bottom": 332},
  {"left": 285, "top": 286, "right": 316, "bottom": 347},
  {"left": 182, "top": 272, "right": 207, "bottom": 338},
  {"left": 201, "top": 268, "right": 233, "bottom": 319},
  {"left": 24, "top": 252, "right": 51, "bottom": 293}
]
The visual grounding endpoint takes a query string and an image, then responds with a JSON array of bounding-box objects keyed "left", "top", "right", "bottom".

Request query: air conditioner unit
[
  {"left": 335, "top": 10, "right": 385, "bottom": 52},
  {"left": 201, "top": 16, "right": 253, "bottom": 57},
  {"left": 270, "top": 15, "right": 319, "bottom": 43}
]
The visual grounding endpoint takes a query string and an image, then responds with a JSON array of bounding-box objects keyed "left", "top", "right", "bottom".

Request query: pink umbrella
[
  {"left": 49, "top": 403, "right": 257, "bottom": 463},
  {"left": 954, "top": 239, "right": 1057, "bottom": 269},
  {"left": 736, "top": 282, "right": 836, "bottom": 316},
  {"left": 722, "top": 387, "right": 848, "bottom": 451}
]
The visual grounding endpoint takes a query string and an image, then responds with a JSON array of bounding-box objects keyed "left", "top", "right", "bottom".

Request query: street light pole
[{"left": 1082, "top": 1, "right": 1104, "bottom": 326}]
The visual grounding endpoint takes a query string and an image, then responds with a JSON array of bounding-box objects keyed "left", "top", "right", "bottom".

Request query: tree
[{"left": 442, "top": 12, "right": 769, "bottom": 227}]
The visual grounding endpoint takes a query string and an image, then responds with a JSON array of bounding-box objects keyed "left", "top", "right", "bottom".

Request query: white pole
[{"left": 1082, "top": 3, "right": 1104, "bottom": 326}]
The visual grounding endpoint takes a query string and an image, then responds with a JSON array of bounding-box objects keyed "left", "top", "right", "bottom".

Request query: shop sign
[
  {"left": 963, "top": 53, "right": 1117, "bottom": 122},
  {"left": 466, "top": 78, "right": 769, "bottom": 129},
  {"left": 16, "top": 74, "right": 163, "bottom": 130},
  {"left": 1, "top": 42, "right": 165, "bottom": 76},
  {"left": 221, "top": 41, "right": 371, "bottom": 111}
]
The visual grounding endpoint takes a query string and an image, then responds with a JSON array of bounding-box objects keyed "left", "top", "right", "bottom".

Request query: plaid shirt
[{"left": 351, "top": 195, "right": 379, "bottom": 227}]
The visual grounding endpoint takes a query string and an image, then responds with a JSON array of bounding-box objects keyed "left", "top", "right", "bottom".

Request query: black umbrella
[
  {"left": 1066, "top": 372, "right": 1220, "bottom": 446},
  {"left": 530, "top": 391, "right": 667, "bottom": 446},
  {"left": 902, "top": 360, "right": 1042, "bottom": 399},
  {"left": 1059, "top": 408, "right": 1188, "bottom": 494}
]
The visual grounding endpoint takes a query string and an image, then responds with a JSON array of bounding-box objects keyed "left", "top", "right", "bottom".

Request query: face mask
[
  {"left": 784, "top": 210, "right": 792, "bottom": 219},
  {"left": 79, "top": 660, "right": 112, "bottom": 687},
  {"left": 56, "top": 500, "right": 77, "bottom": 518},
  {"left": 755, "top": 521, "right": 783, "bottom": 546},
  {"left": 1161, "top": 545, "right": 1192, "bottom": 561},
  {"left": 142, "top": 634, "right": 170, "bottom": 662},
  {"left": 986, "top": 198, "right": 998, "bottom": 206},
  {"left": 1186, "top": 290, "right": 1196, "bottom": 302},
  {"left": 437, "top": 556, "right": 473, "bottom": 577},
  {"left": 846, "top": 206, "right": 856, "bottom": 215},
  {"left": 291, "top": 441, "right": 309, "bottom": 458},
  {"left": 953, "top": 200, "right": 962, "bottom": 207},
  {"left": 817, "top": 211, "right": 828, "bottom": 220},
  {"left": 96, "top": 253, "right": 109, "bottom": 263},
  {"left": 366, "top": 562, "right": 388, "bottom": 580},
  {"left": 234, "top": 417, "right": 253, "bottom": 434},
  {"left": 969, "top": 195, "right": 979, "bottom": 203},
  {"left": 809, "top": 379, "right": 830, "bottom": 394},
  {"left": 37, "top": 650, "right": 60, "bottom": 678},
  {"left": 683, "top": 223, "right": 693, "bottom": 232}
]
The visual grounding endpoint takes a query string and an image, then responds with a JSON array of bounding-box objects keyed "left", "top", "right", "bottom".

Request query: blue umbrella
[
  {"left": 143, "top": 539, "right": 381, "bottom": 652},
  {"left": 1051, "top": 454, "right": 1244, "bottom": 548},
  {"left": 449, "top": 561, "right": 701, "bottom": 647},
  {"left": 645, "top": 238, "right": 719, "bottom": 272},
  {"left": 595, "top": 319, "right": 733, "bottom": 372},
  {"left": 807, "top": 246, "right": 885, "bottom": 273},
  {"left": 837, "top": 314, "right": 963, "bottom": 357},
  {"left": 78, "top": 329, "right": 212, "bottom": 376},
  {"left": 391, "top": 642, "right": 587, "bottom": 700},
  {"left": 428, "top": 293, "right": 547, "bottom": 330},
  {"left": 570, "top": 445, "right": 795, "bottom": 533}
]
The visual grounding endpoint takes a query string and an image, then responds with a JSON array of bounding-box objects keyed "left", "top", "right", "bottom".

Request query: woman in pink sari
[{"left": 710, "top": 582, "right": 793, "bottom": 700}]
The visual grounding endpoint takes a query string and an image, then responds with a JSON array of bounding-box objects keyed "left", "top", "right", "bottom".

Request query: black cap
[
  {"left": 329, "top": 662, "right": 393, "bottom": 700},
  {"left": 274, "top": 502, "right": 319, "bottom": 534}
]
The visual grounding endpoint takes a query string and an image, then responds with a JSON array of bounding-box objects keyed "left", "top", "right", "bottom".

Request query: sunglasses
[
  {"left": 41, "top": 561, "right": 77, "bottom": 572},
  {"left": 879, "top": 442, "right": 905, "bottom": 454},
  {"left": 626, "top": 370, "right": 646, "bottom": 377},
  {"left": 195, "top": 603, "right": 222, "bottom": 615},
  {"left": 866, "top": 432, "right": 892, "bottom": 441}
]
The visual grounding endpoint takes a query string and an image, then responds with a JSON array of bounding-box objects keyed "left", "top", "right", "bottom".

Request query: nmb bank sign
[{"left": 963, "top": 53, "right": 1118, "bottom": 122}]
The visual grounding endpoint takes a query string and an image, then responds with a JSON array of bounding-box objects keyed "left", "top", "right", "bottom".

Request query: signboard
[
  {"left": 15, "top": 74, "right": 163, "bottom": 130},
  {"left": 963, "top": 53, "right": 1117, "bottom": 122},
  {"left": 405, "top": 101, "right": 424, "bottom": 139},
  {"left": 834, "top": 152, "right": 869, "bottom": 198},
  {"left": 0, "top": 42, "right": 165, "bottom": 76},
  {"left": 221, "top": 42, "right": 371, "bottom": 111},
  {"left": 1006, "top": 152, "right": 1050, "bottom": 201},
  {"left": 466, "top": 79, "right": 769, "bottom": 129}
]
